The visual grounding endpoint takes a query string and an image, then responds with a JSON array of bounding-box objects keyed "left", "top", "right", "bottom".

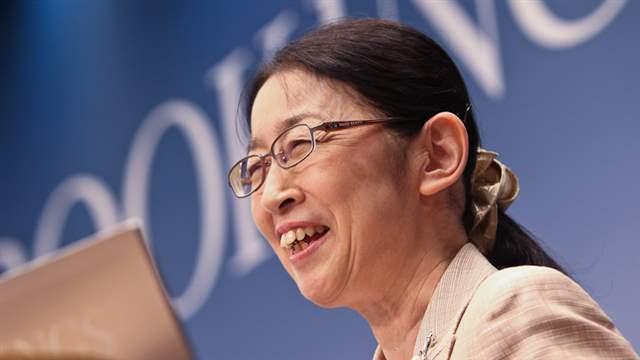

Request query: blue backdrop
[{"left": 1, "top": 0, "right": 638, "bottom": 358}]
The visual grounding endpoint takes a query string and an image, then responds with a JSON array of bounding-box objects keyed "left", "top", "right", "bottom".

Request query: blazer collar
[{"left": 374, "top": 243, "right": 496, "bottom": 360}]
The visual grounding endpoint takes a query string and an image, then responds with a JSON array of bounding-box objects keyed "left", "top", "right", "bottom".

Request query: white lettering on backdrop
[
  {"left": 508, "top": 0, "right": 627, "bottom": 49},
  {"left": 309, "top": 0, "right": 346, "bottom": 23},
  {"left": 0, "top": 0, "right": 627, "bottom": 319},
  {"left": 205, "top": 49, "right": 264, "bottom": 278},
  {"left": 411, "top": 0, "right": 626, "bottom": 98},
  {"left": 33, "top": 175, "right": 119, "bottom": 256},
  {"left": 122, "top": 100, "right": 227, "bottom": 319},
  {"left": 0, "top": 239, "right": 27, "bottom": 274}
]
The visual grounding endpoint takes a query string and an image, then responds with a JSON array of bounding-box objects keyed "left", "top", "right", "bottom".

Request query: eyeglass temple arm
[
  {"left": 313, "top": 118, "right": 418, "bottom": 132},
  {"left": 314, "top": 106, "right": 471, "bottom": 132}
]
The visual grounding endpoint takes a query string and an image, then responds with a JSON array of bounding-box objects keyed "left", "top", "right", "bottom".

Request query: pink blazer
[{"left": 373, "top": 243, "right": 638, "bottom": 359}]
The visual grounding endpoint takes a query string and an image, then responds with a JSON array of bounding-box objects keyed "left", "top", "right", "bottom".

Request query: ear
[{"left": 415, "top": 112, "right": 469, "bottom": 196}]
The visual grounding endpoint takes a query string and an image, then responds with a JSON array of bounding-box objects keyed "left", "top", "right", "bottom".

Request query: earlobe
[{"left": 417, "top": 112, "right": 469, "bottom": 196}]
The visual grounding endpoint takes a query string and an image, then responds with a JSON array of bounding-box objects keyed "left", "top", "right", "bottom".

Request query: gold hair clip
[{"left": 469, "top": 148, "right": 519, "bottom": 254}]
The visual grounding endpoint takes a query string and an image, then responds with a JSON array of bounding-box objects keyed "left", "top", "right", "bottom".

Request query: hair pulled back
[{"left": 246, "top": 18, "right": 564, "bottom": 272}]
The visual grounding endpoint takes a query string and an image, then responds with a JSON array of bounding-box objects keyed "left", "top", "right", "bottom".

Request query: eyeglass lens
[
  {"left": 230, "top": 124, "right": 315, "bottom": 197},
  {"left": 273, "top": 124, "right": 314, "bottom": 167},
  {"left": 229, "top": 155, "right": 263, "bottom": 196}
]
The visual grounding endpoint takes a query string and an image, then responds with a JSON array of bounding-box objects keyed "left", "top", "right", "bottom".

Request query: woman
[{"left": 228, "top": 19, "right": 638, "bottom": 359}]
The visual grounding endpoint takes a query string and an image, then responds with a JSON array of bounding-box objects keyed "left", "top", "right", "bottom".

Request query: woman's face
[{"left": 249, "top": 70, "right": 418, "bottom": 307}]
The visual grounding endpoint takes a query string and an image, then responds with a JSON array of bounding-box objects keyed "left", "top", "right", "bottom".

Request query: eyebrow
[{"left": 247, "top": 112, "right": 324, "bottom": 153}]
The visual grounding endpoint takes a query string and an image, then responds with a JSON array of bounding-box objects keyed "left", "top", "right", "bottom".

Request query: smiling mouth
[{"left": 279, "top": 226, "right": 330, "bottom": 255}]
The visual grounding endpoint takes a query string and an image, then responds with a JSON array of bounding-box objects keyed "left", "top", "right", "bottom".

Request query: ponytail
[{"left": 487, "top": 210, "right": 566, "bottom": 273}]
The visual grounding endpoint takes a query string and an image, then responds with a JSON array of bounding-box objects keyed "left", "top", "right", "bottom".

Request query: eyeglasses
[{"left": 227, "top": 118, "right": 418, "bottom": 198}]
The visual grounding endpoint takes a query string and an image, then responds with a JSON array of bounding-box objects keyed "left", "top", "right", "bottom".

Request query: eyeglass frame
[
  {"left": 228, "top": 104, "right": 471, "bottom": 198},
  {"left": 227, "top": 117, "right": 421, "bottom": 198}
]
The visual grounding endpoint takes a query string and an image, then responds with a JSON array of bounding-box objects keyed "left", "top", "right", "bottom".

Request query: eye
[
  {"left": 288, "top": 138, "right": 311, "bottom": 149},
  {"left": 273, "top": 124, "right": 314, "bottom": 165},
  {"left": 283, "top": 138, "right": 312, "bottom": 162},
  {"left": 247, "top": 162, "right": 264, "bottom": 177},
  {"left": 240, "top": 158, "right": 264, "bottom": 179}
]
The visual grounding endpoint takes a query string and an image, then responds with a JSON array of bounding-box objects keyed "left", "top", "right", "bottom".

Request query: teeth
[
  {"left": 279, "top": 226, "right": 329, "bottom": 249},
  {"left": 286, "top": 231, "right": 296, "bottom": 245},
  {"left": 280, "top": 233, "right": 286, "bottom": 248},
  {"left": 280, "top": 230, "right": 296, "bottom": 248}
]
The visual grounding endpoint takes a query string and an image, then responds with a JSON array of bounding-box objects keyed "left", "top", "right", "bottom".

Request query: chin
[
  {"left": 295, "top": 273, "right": 344, "bottom": 309},
  {"left": 300, "top": 288, "right": 340, "bottom": 309}
]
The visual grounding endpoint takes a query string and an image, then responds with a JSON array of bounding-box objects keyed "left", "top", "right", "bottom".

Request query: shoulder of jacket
[
  {"left": 452, "top": 266, "right": 638, "bottom": 359},
  {"left": 475, "top": 265, "right": 583, "bottom": 302},
  {"left": 459, "top": 265, "right": 604, "bottom": 329}
]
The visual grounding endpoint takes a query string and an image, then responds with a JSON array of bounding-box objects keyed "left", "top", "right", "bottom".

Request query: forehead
[{"left": 249, "top": 70, "right": 365, "bottom": 149}]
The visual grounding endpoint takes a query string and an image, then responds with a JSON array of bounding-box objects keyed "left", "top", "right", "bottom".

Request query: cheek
[
  {"left": 251, "top": 197, "right": 294, "bottom": 274},
  {"left": 327, "top": 157, "right": 404, "bottom": 234},
  {"left": 250, "top": 197, "right": 273, "bottom": 241}
]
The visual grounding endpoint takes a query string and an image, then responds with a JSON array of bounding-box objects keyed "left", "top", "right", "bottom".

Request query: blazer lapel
[
  {"left": 373, "top": 243, "right": 496, "bottom": 360},
  {"left": 411, "top": 243, "right": 496, "bottom": 359}
]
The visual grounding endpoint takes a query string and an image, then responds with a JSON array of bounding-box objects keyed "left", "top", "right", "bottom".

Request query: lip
[
  {"left": 275, "top": 221, "right": 328, "bottom": 237},
  {"left": 289, "top": 229, "right": 330, "bottom": 265}
]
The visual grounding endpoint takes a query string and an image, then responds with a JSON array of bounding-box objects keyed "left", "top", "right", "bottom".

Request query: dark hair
[{"left": 245, "top": 18, "right": 565, "bottom": 273}]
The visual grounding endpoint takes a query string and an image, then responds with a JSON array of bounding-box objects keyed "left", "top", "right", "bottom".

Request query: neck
[{"left": 355, "top": 234, "right": 465, "bottom": 360}]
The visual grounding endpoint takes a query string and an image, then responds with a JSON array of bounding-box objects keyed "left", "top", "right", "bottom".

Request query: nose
[{"left": 259, "top": 164, "right": 303, "bottom": 214}]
